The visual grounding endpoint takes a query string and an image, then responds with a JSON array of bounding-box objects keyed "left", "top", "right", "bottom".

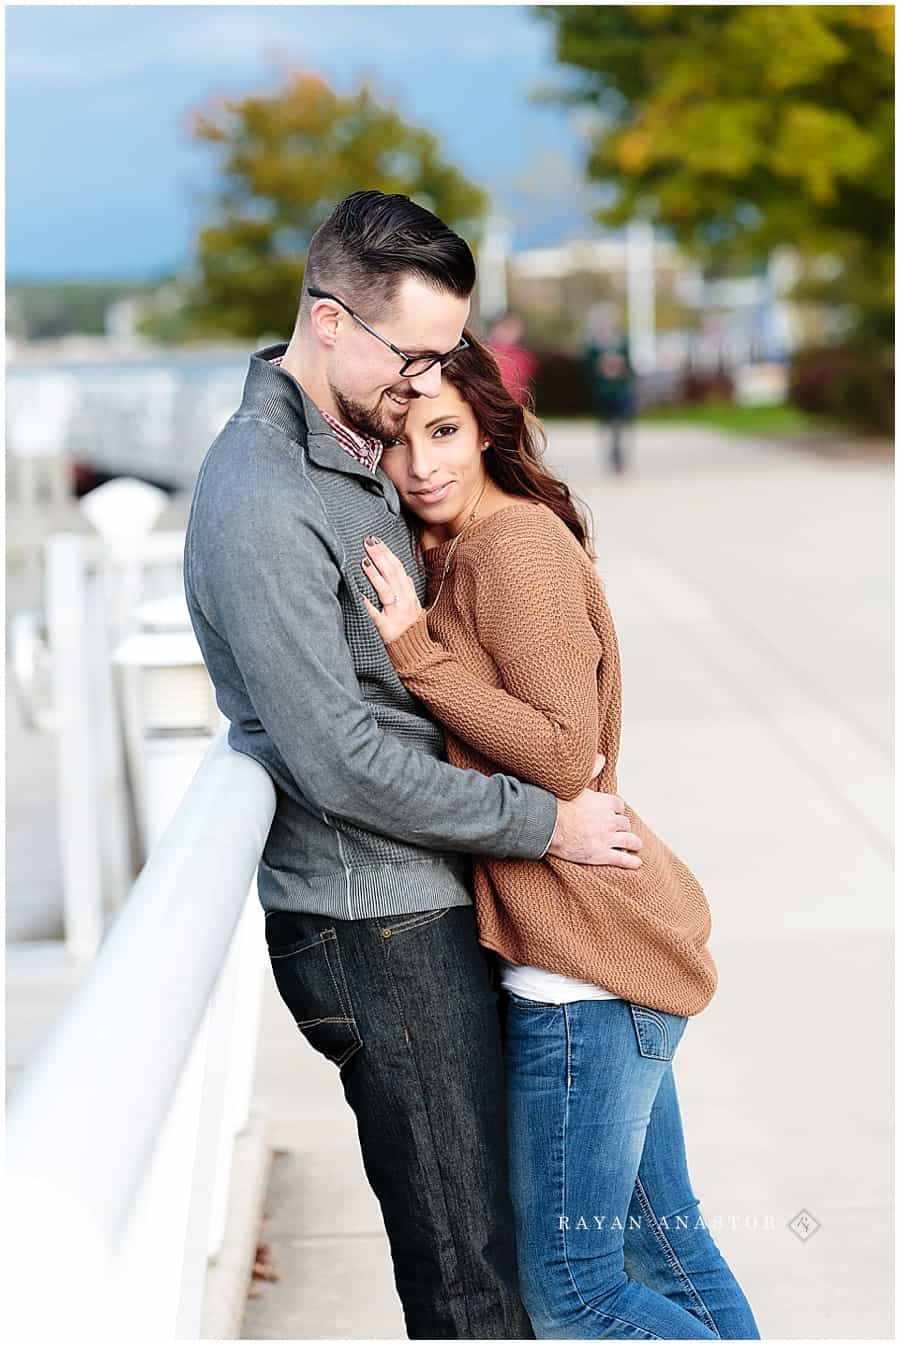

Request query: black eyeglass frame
[{"left": 306, "top": 286, "right": 469, "bottom": 377}]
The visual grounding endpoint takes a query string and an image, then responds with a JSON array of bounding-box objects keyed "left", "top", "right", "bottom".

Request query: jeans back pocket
[
  {"left": 628, "top": 1003, "right": 688, "bottom": 1061},
  {"left": 267, "top": 923, "right": 363, "bottom": 1068}
]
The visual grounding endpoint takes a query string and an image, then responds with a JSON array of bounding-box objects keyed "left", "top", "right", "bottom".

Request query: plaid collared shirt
[{"left": 269, "top": 353, "right": 383, "bottom": 472}]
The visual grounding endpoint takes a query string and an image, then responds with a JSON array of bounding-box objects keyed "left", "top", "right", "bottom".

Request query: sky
[{"left": 6, "top": 3, "right": 610, "bottom": 281}]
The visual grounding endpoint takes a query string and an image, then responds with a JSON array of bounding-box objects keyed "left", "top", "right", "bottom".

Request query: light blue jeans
[{"left": 501, "top": 994, "right": 761, "bottom": 1339}]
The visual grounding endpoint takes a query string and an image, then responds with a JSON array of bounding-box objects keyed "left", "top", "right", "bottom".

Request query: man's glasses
[{"left": 307, "top": 287, "right": 469, "bottom": 378}]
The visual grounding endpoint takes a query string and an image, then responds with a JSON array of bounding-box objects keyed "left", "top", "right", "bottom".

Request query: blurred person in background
[
  {"left": 362, "top": 332, "right": 761, "bottom": 1341},
  {"left": 184, "top": 189, "right": 638, "bottom": 1340},
  {"left": 583, "top": 304, "right": 636, "bottom": 475},
  {"left": 488, "top": 311, "right": 538, "bottom": 406}
]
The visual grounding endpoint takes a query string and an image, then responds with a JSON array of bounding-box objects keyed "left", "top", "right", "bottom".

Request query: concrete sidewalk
[{"left": 242, "top": 424, "right": 892, "bottom": 1340}]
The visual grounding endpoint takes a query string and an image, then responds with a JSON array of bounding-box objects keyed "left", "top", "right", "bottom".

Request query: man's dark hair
[{"left": 299, "top": 190, "right": 475, "bottom": 324}]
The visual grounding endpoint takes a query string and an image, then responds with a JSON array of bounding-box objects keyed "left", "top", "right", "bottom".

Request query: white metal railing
[{"left": 5, "top": 731, "right": 277, "bottom": 1341}]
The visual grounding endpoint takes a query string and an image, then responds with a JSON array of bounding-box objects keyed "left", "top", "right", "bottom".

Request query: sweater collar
[{"left": 242, "top": 342, "right": 401, "bottom": 512}]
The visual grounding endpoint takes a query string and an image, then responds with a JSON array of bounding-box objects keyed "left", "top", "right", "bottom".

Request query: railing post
[
  {"left": 206, "top": 890, "right": 267, "bottom": 1257},
  {"left": 107, "top": 1002, "right": 213, "bottom": 1340},
  {"left": 46, "top": 534, "right": 106, "bottom": 959},
  {"left": 176, "top": 885, "right": 266, "bottom": 1335}
]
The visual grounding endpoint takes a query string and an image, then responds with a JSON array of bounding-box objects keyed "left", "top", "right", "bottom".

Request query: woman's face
[{"left": 379, "top": 379, "right": 489, "bottom": 534}]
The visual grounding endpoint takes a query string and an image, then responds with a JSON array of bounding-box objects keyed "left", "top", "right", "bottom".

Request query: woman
[{"left": 360, "top": 332, "right": 761, "bottom": 1341}]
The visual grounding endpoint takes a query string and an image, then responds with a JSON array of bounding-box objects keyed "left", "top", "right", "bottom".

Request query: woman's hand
[{"left": 360, "top": 535, "right": 425, "bottom": 643}]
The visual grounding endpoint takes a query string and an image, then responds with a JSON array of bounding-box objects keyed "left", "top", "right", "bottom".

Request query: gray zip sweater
[{"left": 183, "top": 343, "right": 558, "bottom": 919}]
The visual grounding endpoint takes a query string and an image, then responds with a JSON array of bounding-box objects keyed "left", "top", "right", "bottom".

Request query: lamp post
[
  {"left": 478, "top": 213, "right": 511, "bottom": 326},
  {"left": 626, "top": 216, "right": 657, "bottom": 377}
]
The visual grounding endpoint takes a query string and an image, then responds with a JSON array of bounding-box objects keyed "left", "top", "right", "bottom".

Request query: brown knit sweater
[{"left": 385, "top": 499, "right": 718, "bottom": 1017}]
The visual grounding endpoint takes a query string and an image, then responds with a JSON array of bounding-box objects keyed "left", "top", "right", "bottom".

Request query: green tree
[
  {"left": 175, "top": 69, "right": 489, "bottom": 341},
  {"left": 535, "top": 5, "right": 893, "bottom": 345}
]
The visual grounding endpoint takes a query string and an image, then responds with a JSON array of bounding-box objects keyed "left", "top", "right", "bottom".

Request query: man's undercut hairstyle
[{"left": 300, "top": 190, "right": 476, "bottom": 324}]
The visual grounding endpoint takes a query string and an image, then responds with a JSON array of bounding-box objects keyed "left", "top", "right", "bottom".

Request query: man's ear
[{"left": 309, "top": 298, "right": 341, "bottom": 349}]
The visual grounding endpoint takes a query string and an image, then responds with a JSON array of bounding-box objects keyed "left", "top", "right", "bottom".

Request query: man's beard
[{"left": 331, "top": 382, "right": 418, "bottom": 442}]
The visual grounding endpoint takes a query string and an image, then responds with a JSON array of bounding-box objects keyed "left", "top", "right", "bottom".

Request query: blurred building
[{"left": 483, "top": 234, "right": 839, "bottom": 407}]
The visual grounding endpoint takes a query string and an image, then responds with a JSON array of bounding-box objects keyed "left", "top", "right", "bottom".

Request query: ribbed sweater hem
[{"left": 257, "top": 854, "right": 473, "bottom": 920}]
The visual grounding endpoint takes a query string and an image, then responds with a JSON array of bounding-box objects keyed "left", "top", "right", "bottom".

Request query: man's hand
[{"left": 547, "top": 753, "right": 643, "bottom": 867}]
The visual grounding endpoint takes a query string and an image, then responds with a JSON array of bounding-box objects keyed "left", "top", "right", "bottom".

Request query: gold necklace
[{"left": 426, "top": 478, "right": 490, "bottom": 615}]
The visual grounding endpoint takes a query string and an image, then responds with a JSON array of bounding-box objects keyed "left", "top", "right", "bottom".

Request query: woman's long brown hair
[{"left": 435, "top": 328, "right": 595, "bottom": 558}]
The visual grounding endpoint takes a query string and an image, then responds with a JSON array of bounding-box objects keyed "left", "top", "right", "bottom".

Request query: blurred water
[{"left": 6, "top": 350, "right": 250, "bottom": 490}]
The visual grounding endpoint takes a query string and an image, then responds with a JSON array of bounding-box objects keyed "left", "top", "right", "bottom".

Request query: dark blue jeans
[{"left": 264, "top": 904, "right": 535, "bottom": 1340}]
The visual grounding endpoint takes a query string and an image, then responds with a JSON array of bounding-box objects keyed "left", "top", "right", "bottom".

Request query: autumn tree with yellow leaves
[
  {"left": 175, "top": 70, "right": 488, "bottom": 340},
  {"left": 536, "top": 5, "right": 893, "bottom": 346}
]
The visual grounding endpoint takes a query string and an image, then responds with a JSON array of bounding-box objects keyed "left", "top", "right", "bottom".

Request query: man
[
  {"left": 184, "top": 190, "right": 643, "bottom": 1339},
  {"left": 583, "top": 304, "right": 636, "bottom": 476}
]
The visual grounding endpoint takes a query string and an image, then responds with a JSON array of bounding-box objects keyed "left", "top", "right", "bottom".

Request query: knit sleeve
[{"left": 385, "top": 514, "right": 602, "bottom": 800}]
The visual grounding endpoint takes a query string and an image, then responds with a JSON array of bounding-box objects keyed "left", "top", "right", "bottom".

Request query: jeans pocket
[
  {"left": 379, "top": 907, "right": 450, "bottom": 937},
  {"left": 505, "top": 990, "right": 559, "bottom": 1010},
  {"left": 267, "top": 926, "right": 363, "bottom": 1068},
  {"left": 628, "top": 1003, "right": 688, "bottom": 1061}
]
